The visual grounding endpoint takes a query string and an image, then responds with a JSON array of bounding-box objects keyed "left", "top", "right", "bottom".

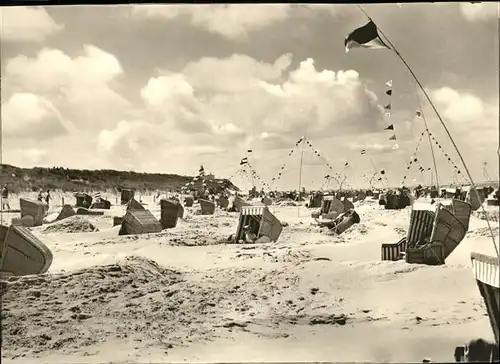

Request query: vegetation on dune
[{"left": 0, "top": 164, "right": 239, "bottom": 194}]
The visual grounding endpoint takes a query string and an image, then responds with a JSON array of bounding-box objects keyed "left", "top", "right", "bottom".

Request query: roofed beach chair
[
  {"left": 0, "top": 225, "right": 53, "bottom": 276},
  {"left": 405, "top": 200, "right": 471, "bottom": 265},
  {"left": 454, "top": 253, "right": 499, "bottom": 362},
  {"left": 235, "top": 205, "right": 282, "bottom": 243}
]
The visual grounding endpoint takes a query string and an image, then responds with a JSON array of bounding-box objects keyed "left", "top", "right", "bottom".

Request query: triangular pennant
[
  {"left": 385, "top": 124, "right": 394, "bottom": 131},
  {"left": 389, "top": 134, "right": 397, "bottom": 140},
  {"left": 386, "top": 89, "right": 392, "bottom": 96},
  {"left": 384, "top": 104, "right": 392, "bottom": 111},
  {"left": 415, "top": 110, "right": 422, "bottom": 118},
  {"left": 392, "top": 144, "right": 399, "bottom": 150},
  {"left": 385, "top": 80, "right": 393, "bottom": 88}
]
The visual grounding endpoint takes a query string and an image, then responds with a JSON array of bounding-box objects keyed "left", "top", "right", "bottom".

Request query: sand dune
[{"left": 1, "top": 193, "right": 499, "bottom": 363}]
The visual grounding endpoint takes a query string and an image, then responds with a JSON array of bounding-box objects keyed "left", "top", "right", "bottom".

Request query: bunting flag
[
  {"left": 380, "top": 170, "right": 386, "bottom": 175},
  {"left": 247, "top": 149, "right": 253, "bottom": 153},
  {"left": 304, "top": 139, "right": 346, "bottom": 187},
  {"left": 401, "top": 131, "right": 425, "bottom": 185},
  {"left": 426, "top": 129, "right": 467, "bottom": 182},
  {"left": 240, "top": 157, "right": 248, "bottom": 165},
  {"left": 384, "top": 104, "right": 391, "bottom": 111},
  {"left": 199, "top": 166, "right": 205, "bottom": 176},
  {"left": 415, "top": 110, "right": 422, "bottom": 118},
  {"left": 385, "top": 80, "right": 393, "bottom": 88},
  {"left": 389, "top": 134, "right": 397, "bottom": 141},
  {"left": 385, "top": 124, "right": 394, "bottom": 131},
  {"left": 386, "top": 89, "right": 392, "bottom": 96},
  {"left": 361, "top": 149, "right": 367, "bottom": 155},
  {"left": 344, "top": 20, "right": 391, "bottom": 53},
  {"left": 392, "top": 144, "right": 399, "bottom": 150},
  {"left": 270, "top": 139, "right": 302, "bottom": 186}
]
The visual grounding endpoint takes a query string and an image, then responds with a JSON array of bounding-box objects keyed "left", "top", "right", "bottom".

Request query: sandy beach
[{"left": 1, "top": 192, "right": 498, "bottom": 363}]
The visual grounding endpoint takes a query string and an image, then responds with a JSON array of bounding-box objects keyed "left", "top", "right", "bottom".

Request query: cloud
[
  {"left": 459, "top": 3, "right": 497, "bottom": 22},
  {"left": 0, "top": 7, "right": 64, "bottom": 43},
  {"left": 181, "top": 53, "right": 292, "bottom": 93},
  {"left": 428, "top": 87, "right": 498, "bottom": 178},
  {"left": 430, "top": 87, "right": 497, "bottom": 135},
  {"left": 141, "top": 54, "right": 383, "bottom": 151},
  {"left": 131, "top": 4, "right": 291, "bottom": 39},
  {"left": 2, "top": 93, "right": 67, "bottom": 139},
  {"left": 97, "top": 120, "right": 166, "bottom": 170},
  {"left": 4, "top": 45, "right": 131, "bottom": 132}
]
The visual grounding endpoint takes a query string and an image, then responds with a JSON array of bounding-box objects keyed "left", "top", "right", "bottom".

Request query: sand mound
[
  {"left": 42, "top": 216, "right": 99, "bottom": 234},
  {"left": 1, "top": 256, "right": 355, "bottom": 359}
]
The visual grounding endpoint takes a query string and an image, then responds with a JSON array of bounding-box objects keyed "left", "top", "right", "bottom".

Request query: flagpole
[
  {"left": 298, "top": 109, "right": 311, "bottom": 217},
  {"left": 246, "top": 150, "right": 255, "bottom": 190},
  {"left": 357, "top": 5, "right": 498, "bottom": 258},
  {"left": 298, "top": 135, "right": 307, "bottom": 217}
]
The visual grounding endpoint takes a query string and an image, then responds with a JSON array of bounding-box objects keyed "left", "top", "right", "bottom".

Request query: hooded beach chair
[
  {"left": 19, "top": 198, "right": 47, "bottom": 227},
  {"left": 381, "top": 199, "right": 471, "bottom": 264},
  {"left": 405, "top": 200, "right": 471, "bottom": 265},
  {"left": 0, "top": 224, "right": 53, "bottom": 276},
  {"left": 74, "top": 193, "right": 93, "bottom": 209},
  {"left": 120, "top": 189, "right": 135, "bottom": 205},
  {"left": 235, "top": 205, "right": 282, "bottom": 243},
  {"left": 454, "top": 253, "right": 500, "bottom": 362},
  {"left": 159, "top": 199, "right": 181, "bottom": 229},
  {"left": 119, "top": 209, "right": 162, "bottom": 236},
  {"left": 199, "top": 199, "right": 215, "bottom": 215}
]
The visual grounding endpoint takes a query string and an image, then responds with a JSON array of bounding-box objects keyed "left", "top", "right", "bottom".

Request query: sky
[{"left": 0, "top": 3, "right": 498, "bottom": 191}]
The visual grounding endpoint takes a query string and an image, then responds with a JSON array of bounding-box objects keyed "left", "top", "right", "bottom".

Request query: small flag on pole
[
  {"left": 386, "top": 89, "right": 392, "bottom": 96},
  {"left": 385, "top": 124, "right": 394, "bottom": 131},
  {"left": 240, "top": 158, "right": 248, "bottom": 165},
  {"left": 389, "top": 134, "right": 397, "bottom": 141},
  {"left": 344, "top": 21, "right": 391, "bottom": 53}
]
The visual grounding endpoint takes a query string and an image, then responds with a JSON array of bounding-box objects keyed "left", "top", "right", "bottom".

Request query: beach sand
[{"left": 1, "top": 192, "right": 498, "bottom": 363}]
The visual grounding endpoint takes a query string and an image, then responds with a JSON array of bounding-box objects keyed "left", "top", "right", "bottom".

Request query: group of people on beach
[{"left": 1, "top": 186, "right": 53, "bottom": 211}]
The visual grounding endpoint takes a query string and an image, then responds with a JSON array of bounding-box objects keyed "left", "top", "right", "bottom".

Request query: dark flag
[
  {"left": 344, "top": 20, "right": 391, "bottom": 53},
  {"left": 385, "top": 124, "right": 394, "bottom": 131},
  {"left": 240, "top": 158, "right": 248, "bottom": 165}
]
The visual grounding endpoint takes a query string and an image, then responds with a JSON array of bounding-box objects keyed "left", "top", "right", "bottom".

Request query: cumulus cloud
[
  {"left": 139, "top": 54, "right": 384, "bottom": 158},
  {"left": 428, "top": 87, "right": 498, "bottom": 179},
  {"left": 131, "top": 4, "right": 291, "bottom": 39},
  {"left": 97, "top": 120, "right": 166, "bottom": 169},
  {"left": 2, "top": 93, "right": 67, "bottom": 139},
  {"left": 431, "top": 87, "right": 497, "bottom": 135},
  {"left": 0, "top": 7, "right": 63, "bottom": 43},
  {"left": 459, "top": 3, "right": 497, "bottom": 22},
  {"left": 4, "top": 45, "right": 131, "bottom": 131}
]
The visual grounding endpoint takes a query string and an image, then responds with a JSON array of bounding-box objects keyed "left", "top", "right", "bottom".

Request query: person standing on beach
[
  {"left": 45, "top": 189, "right": 52, "bottom": 206},
  {"left": 2, "top": 186, "right": 11, "bottom": 210}
]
